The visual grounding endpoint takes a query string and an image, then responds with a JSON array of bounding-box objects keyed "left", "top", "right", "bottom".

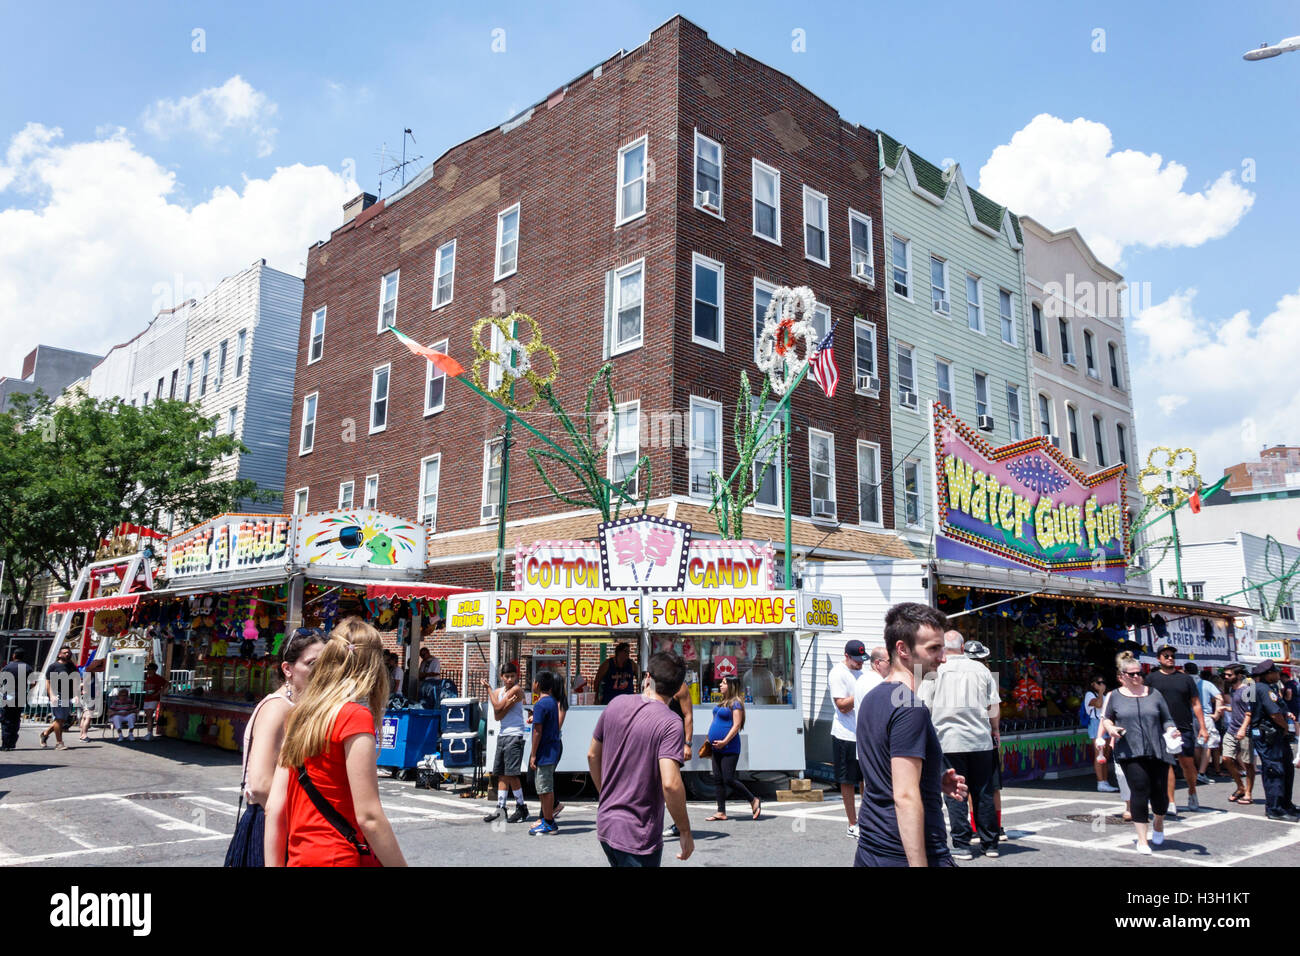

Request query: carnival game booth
[
  {"left": 930, "top": 405, "right": 1248, "bottom": 781},
  {"left": 444, "top": 516, "right": 843, "bottom": 790}
]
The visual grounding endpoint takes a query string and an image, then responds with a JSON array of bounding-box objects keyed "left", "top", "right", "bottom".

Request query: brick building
[{"left": 284, "top": 16, "right": 912, "bottom": 595}]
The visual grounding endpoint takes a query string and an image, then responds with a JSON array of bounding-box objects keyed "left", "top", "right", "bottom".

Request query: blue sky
[{"left": 1, "top": 0, "right": 1296, "bottom": 476}]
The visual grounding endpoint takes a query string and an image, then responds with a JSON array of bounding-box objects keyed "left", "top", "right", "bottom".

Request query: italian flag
[
  {"left": 1189, "top": 488, "right": 1202, "bottom": 514},
  {"left": 386, "top": 326, "right": 466, "bottom": 378}
]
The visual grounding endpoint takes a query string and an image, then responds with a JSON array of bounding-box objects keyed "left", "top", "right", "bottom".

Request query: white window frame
[
  {"left": 184, "top": 359, "right": 194, "bottom": 401},
  {"left": 488, "top": 320, "right": 509, "bottom": 392},
  {"left": 691, "top": 253, "right": 724, "bottom": 351},
  {"left": 299, "top": 392, "right": 318, "bottom": 455},
  {"left": 1006, "top": 385, "right": 1022, "bottom": 440},
  {"left": 215, "top": 339, "right": 227, "bottom": 391},
  {"left": 811, "top": 302, "right": 831, "bottom": 342},
  {"left": 751, "top": 398, "right": 783, "bottom": 513},
  {"left": 999, "top": 289, "right": 1016, "bottom": 345},
  {"left": 1059, "top": 317, "right": 1075, "bottom": 366},
  {"left": 853, "top": 317, "right": 878, "bottom": 395},
  {"left": 974, "top": 371, "right": 990, "bottom": 420},
  {"left": 236, "top": 329, "right": 247, "bottom": 377},
  {"left": 495, "top": 203, "right": 520, "bottom": 281},
  {"left": 693, "top": 130, "right": 723, "bottom": 218},
  {"left": 433, "top": 239, "right": 456, "bottom": 309},
  {"left": 1066, "top": 402, "right": 1083, "bottom": 459},
  {"left": 903, "top": 459, "right": 923, "bottom": 529},
  {"left": 1116, "top": 422, "right": 1129, "bottom": 468},
  {"left": 607, "top": 400, "right": 641, "bottom": 496},
  {"left": 363, "top": 474, "right": 379, "bottom": 510},
  {"left": 751, "top": 159, "right": 781, "bottom": 245},
  {"left": 1038, "top": 392, "right": 1054, "bottom": 439},
  {"left": 753, "top": 277, "right": 777, "bottom": 363},
  {"left": 966, "top": 274, "right": 985, "bottom": 334},
  {"left": 1092, "top": 413, "right": 1107, "bottom": 466},
  {"left": 370, "top": 364, "right": 390, "bottom": 435},
  {"left": 610, "top": 259, "right": 644, "bottom": 356},
  {"left": 848, "top": 208, "right": 874, "bottom": 284},
  {"left": 481, "top": 439, "right": 504, "bottom": 523},
  {"left": 1108, "top": 341, "right": 1123, "bottom": 389},
  {"left": 890, "top": 235, "right": 911, "bottom": 300},
  {"left": 338, "top": 481, "right": 354, "bottom": 510},
  {"left": 856, "top": 440, "right": 883, "bottom": 529},
  {"left": 1084, "top": 329, "right": 1099, "bottom": 378},
  {"left": 417, "top": 454, "right": 441, "bottom": 529},
  {"left": 896, "top": 341, "right": 916, "bottom": 410},
  {"left": 424, "top": 337, "right": 449, "bottom": 416},
  {"left": 293, "top": 488, "right": 309, "bottom": 515},
  {"left": 1032, "top": 302, "right": 1048, "bottom": 356},
  {"left": 688, "top": 396, "right": 723, "bottom": 501},
  {"left": 802, "top": 185, "right": 829, "bottom": 266},
  {"left": 936, "top": 358, "right": 954, "bottom": 411},
  {"left": 225, "top": 406, "right": 237, "bottom": 438},
  {"left": 309, "top": 307, "right": 326, "bottom": 364},
  {"left": 615, "top": 136, "right": 647, "bottom": 226},
  {"left": 200, "top": 350, "right": 210, "bottom": 397},
  {"left": 808, "top": 428, "right": 837, "bottom": 521},
  {"left": 376, "top": 270, "right": 399, "bottom": 333},
  {"left": 930, "top": 255, "right": 950, "bottom": 315}
]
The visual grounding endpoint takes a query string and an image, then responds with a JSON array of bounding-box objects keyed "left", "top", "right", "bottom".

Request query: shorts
[
  {"left": 535, "top": 763, "right": 557, "bottom": 795},
  {"left": 51, "top": 707, "right": 72, "bottom": 723},
  {"left": 1222, "top": 732, "right": 1252, "bottom": 763},
  {"left": 832, "top": 737, "right": 862, "bottom": 786},
  {"left": 1200, "top": 726, "right": 1221, "bottom": 749},
  {"left": 1175, "top": 731, "right": 1196, "bottom": 759},
  {"left": 493, "top": 735, "right": 524, "bottom": 776}
]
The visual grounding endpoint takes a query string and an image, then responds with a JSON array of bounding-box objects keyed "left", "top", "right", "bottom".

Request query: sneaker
[
  {"left": 664, "top": 822, "right": 679, "bottom": 837},
  {"left": 1196, "top": 774, "right": 1210, "bottom": 785},
  {"left": 507, "top": 804, "right": 529, "bottom": 824},
  {"left": 1266, "top": 809, "right": 1300, "bottom": 822},
  {"left": 1135, "top": 841, "right": 1153, "bottom": 856},
  {"left": 482, "top": 808, "right": 504, "bottom": 823},
  {"left": 55, "top": 742, "right": 68, "bottom": 751},
  {"left": 846, "top": 824, "right": 859, "bottom": 840},
  {"left": 528, "top": 820, "right": 557, "bottom": 836},
  {"left": 951, "top": 848, "right": 974, "bottom": 861},
  {"left": 39, "top": 732, "right": 49, "bottom": 749},
  {"left": 984, "top": 848, "right": 1000, "bottom": 858},
  {"left": 998, "top": 827, "right": 1010, "bottom": 840},
  {"left": 1165, "top": 805, "right": 1179, "bottom": 818},
  {"left": 1151, "top": 831, "right": 1165, "bottom": 846},
  {"left": 1187, "top": 794, "right": 1200, "bottom": 812},
  {"left": 1097, "top": 781, "right": 1119, "bottom": 793},
  {"left": 145, "top": 733, "right": 155, "bottom": 742}
]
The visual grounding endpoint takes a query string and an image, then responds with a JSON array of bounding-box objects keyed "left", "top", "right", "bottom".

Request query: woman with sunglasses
[
  {"left": 1097, "top": 652, "right": 1181, "bottom": 855},
  {"left": 224, "top": 627, "right": 327, "bottom": 867}
]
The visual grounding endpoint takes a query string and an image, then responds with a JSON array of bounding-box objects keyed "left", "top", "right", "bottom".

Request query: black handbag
[{"left": 295, "top": 765, "right": 374, "bottom": 859}]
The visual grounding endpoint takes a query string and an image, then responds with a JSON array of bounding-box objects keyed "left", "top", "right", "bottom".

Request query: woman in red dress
[{"left": 264, "top": 617, "right": 407, "bottom": 867}]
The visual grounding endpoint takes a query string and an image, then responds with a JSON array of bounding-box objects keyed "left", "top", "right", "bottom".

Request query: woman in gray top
[{"left": 1097, "top": 652, "right": 1182, "bottom": 855}]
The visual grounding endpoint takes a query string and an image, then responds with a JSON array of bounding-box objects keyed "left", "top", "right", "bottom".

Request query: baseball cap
[
  {"left": 844, "top": 640, "right": 867, "bottom": 662},
  {"left": 1157, "top": 645, "right": 1177, "bottom": 657},
  {"left": 964, "top": 640, "right": 990, "bottom": 659}
]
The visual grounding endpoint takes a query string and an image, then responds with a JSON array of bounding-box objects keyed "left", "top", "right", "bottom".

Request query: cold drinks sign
[{"left": 933, "top": 405, "right": 1130, "bottom": 582}]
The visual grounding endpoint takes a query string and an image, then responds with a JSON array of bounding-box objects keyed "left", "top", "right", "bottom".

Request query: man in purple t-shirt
[{"left": 589, "top": 650, "right": 693, "bottom": 867}]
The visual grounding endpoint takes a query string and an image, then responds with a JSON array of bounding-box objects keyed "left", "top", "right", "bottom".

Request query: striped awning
[{"left": 48, "top": 593, "right": 142, "bottom": 615}]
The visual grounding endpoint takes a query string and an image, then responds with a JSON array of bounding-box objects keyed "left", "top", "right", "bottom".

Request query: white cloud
[
  {"left": 978, "top": 114, "right": 1254, "bottom": 265},
  {"left": 142, "top": 75, "right": 279, "bottom": 157},
  {"left": 1131, "top": 288, "right": 1300, "bottom": 478},
  {"left": 0, "top": 123, "right": 356, "bottom": 362}
]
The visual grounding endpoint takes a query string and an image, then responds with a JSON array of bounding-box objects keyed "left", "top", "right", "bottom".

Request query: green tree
[{"left": 0, "top": 393, "right": 272, "bottom": 591}]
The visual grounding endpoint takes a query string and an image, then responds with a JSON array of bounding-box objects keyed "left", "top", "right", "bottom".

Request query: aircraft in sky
[{"left": 1243, "top": 36, "right": 1300, "bottom": 60}]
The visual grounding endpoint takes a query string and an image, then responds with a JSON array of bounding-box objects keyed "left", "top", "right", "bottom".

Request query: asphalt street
[{"left": 2, "top": 719, "right": 1297, "bottom": 867}]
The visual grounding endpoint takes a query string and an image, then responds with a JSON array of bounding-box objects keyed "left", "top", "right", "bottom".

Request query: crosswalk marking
[{"left": 10, "top": 805, "right": 99, "bottom": 849}]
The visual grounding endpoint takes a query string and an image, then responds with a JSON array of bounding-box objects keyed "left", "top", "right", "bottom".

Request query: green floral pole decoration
[{"left": 706, "top": 370, "right": 784, "bottom": 540}]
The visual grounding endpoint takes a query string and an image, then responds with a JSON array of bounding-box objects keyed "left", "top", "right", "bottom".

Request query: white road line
[
  {"left": 181, "top": 795, "right": 239, "bottom": 816},
  {"left": 10, "top": 805, "right": 99, "bottom": 849},
  {"left": 999, "top": 799, "right": 1091, "bottom": 816},
  {"left": 378, "top": 802, "right": 480, "bottom": 821},
  {"left": 760, "top": 802, "right": 847, "bottom": 818},
  {"left": 107, "top": 796, "right": 227, "bottom": 836},
  {"left": 1092, "top": 809, "right": 1232, "bottom": 849},
  {"left": 0, "top": 790, "right": 194, "bottom": 809},
  {"left": 1218, "top": 828, "right": 1300, "bottom": 865},
  {"left": 1, "top": 834, "right": 227, "bottom": 867}
]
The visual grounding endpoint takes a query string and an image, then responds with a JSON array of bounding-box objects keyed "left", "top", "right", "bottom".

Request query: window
[
  {"left": 1116, "top": 422, "right": 1129, "bottom": 467},
  {"left": 974, "top": 372, "right": 990, "bottom": 419},
  {"left": 418, "top": 455, "right": 441, "bottom": 528},
  {"left": 200, "top": 351, "right": 210, "bottom": 397},
  {"left": 1189, "top": 582, "right": 1206, "bottom": 602},
  {"left": 481, "top": 440, "right": 504, "bottom": 521},
  {"left": 1059, "top": 318, "right": 1075, "bottom": 365},
  {"left": 751, "top": 398, "right": 783, "bottom": 511},
  {"left": 156, "top": 377, "right": 164, "bottom": 403},
  {"left": 610, "top": 260, "right": 644, "bottom": 355},
  {"left": 299, "top": 393, "right": 317, "bottom": 454},
  {"left": 309, "top": 307, "right": 326, "bottom": 364},
  {"left": 293, "top": 488, "right": 309, "bottom": 515},
  {"left": 184, "top": 360, "right": 194, "bottom": 401},
  {"left": 752, "top": 160, "right": 780, "bottom": 243},
  {"left": 811, "top": 303, "right": 831, "bottom": 342},
  {"left": 803, "top": 186, "right": 829, "bottom": 265},
  {"left": 1007, "top": 385, "right": 1022, "bottom": 440},
  {"left": 1038, "top": 393, "right": 1054, "bottom": 439},
  {"left": 809, "top": 429, "right": 836, "bottom": 519},
  {"left": 338, "top": 481, "right": 354, "bottom": 510},
  {"left": 363, "top": 474, "right": 378, "bottom": 510},
  {"left": 424, "top": 337, "right": 449, "bottom": 415},
  {"left": 856, "top": 441, "right": 882, "bottom": 526},
  {"left": 853, "top": 318, "right": 878, "bottom": 394},
  {"left": 142, "top": 391, "right": 150, "bottom": 406},
  {"left": 215, "top": 339, "right": 228, "bottom": 391},
  {"left": 1279, "top": 603, "right": 1296, "bottom": 621},
  {"left": 370, "top": 365, "right": 390, "bottom": 434},
  {"left": 1067, "top": 404, "right": 1082, "bottom": 459},
  {"left": 694, "top": 131, "right": 722, "bottom": 215},
  {"left": 753, "top": 278, "right": 775, "bottom": 362},
  {"left": 903, "top": 460, "right": 922, "bottom": 527},
  {"left": 608, "top": 401, "right": 641, "bottom": 495},
  {"left": 488, "top": 320, "right": 509, "bottom": 392},
  {"left": 692, "top": 254, "right": 723, "bottom": 349},
  {"left": 896, "top": 342, "right": 915, "bottom": 407},
  {"left": 1084, "top": 330, "right": 1098, "bottom": 377},
  {"left": 433, "top": 239, "right": 456, "bottom": 308},
  {"left": 377, "top": 270, "right": 399, "bottom": 332},
  {"left": 688, "top": 397, "right": 722, "bottom": 499},
  {"left": 236, "top": 329, "right": 247, "bottom": 377},
  {"left": 495, "top": 204, "right": 520, "bottom": 279},
  {"left": 1092, "top": 414, "right": 1107, "bottom": 466},
  {"left": 936, "top": 359, "right": 953, "bottom": 410},
  {"left": 890, "top": 236, "right": 910, "bottom": 298},
  {"left": 999, "top": 290, "right": 1015, "bottom": 345},
  {"left": 1032, "top": 303, "right": 1047, "bottom": 355},
  {"left": 849, "top": 209, "right": 873, "bottom": 283},
  {"left": 616, "top": 138, "right": 647, "bottom": 225},
  {"left": 966, "top": 275, "right": 984, "bottom": 333},
  {"left": 930, "top": 256, "right": 950, "bottom": 315},
  {"left": 1109, "top": 342, "right": 1122, "bottom": 388},
  {"left": 226, "top": 406, "right": 237, "bottom": 437},
  {"left": 169, "top": 368, "right": 178, "bottom": 399}
]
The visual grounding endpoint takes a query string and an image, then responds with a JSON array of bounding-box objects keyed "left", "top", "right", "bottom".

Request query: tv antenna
[{"left": 375, "top": 128, "right": 423, "bottom": 199}]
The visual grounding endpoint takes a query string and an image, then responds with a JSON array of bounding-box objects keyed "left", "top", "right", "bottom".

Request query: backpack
[{"left": 1078, "top": 695, "right": 1091, "bottom": 728}]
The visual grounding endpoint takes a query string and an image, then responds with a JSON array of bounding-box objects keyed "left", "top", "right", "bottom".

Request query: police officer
[{"left": 1248, "top": 660, "right": 1299, "bottom": 822}]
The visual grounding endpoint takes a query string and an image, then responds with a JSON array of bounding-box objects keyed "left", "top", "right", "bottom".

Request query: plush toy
[{"left": 681, "top": 639, "right": 696, "bottom": 661}]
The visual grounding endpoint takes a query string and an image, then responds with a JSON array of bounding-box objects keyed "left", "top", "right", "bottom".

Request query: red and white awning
[{"left": 48, "top": 593, "right": 142, "bottom": 615}]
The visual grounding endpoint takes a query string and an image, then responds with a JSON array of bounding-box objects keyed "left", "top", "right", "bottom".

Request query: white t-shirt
[
  {"left": 498, "top": 688, "right": 527, "bottom": 738},
  {"left": 852, "top": 669, "right": 884, "bottom": 730},
  {"left": 1084, "top": 690, "right": 1103, "bottom": 722},
  {"left": 828, "top": 661, "right": 866, "bottom": 741}
]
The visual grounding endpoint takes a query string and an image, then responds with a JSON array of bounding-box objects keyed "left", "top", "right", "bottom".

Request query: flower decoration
[
  {"left": 1006, "top": 456, "right": 1070, "bottom": 495},
  {"left": 470, "top": 311, "right": 558, "bottom": 411},
  {"left": 1138, "top": 446, "right": 1200, "bottom": 510},
  {"left": 755, "top": 286, "right": 819, "bottom": 394}
]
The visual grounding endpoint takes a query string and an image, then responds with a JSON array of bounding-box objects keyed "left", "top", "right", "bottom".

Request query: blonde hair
[
  {"left": 279, "top": 617, "right": 389, "bottom": 768},
  {"left": 1115, "top": 650, "right": 1138, "bottom": 676}
]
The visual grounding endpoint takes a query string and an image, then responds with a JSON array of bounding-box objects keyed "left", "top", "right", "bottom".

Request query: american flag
[{"left": 810, "top": 325, "right": 838, "bottom": 398}]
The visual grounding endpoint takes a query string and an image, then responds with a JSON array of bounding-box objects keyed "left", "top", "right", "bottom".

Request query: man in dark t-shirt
[
  {"left": 855, "top": 602, "right": 967, "bottom": 867},
  {"left": 1145, "top": 645, "right": 1207, "bottom": 813},
  {"left": 2, "top": 649, "right": 33, "bottom": 750}
]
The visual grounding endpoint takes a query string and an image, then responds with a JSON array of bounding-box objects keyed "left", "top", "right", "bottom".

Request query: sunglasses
[{"left": 1120, "top": 670, "right": 1142, "bottom": 677}]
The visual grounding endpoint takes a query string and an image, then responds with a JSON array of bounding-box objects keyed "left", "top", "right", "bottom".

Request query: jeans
[
  {"left": 942, "top": 749, "right": 997, "bottom": 851},
  {"left": 600, "top": 841, "right": 662, "bottom": 868},
  {"left": 1, "top": 706, "right": 19, "bottom": 748},
  {"left": 1257, "top": 736, "right": 1297, "bottom": 813}
]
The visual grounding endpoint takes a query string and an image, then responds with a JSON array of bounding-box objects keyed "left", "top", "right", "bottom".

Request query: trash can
[{"left": 377, "top": 708, "right": 442, "bottom": 772}]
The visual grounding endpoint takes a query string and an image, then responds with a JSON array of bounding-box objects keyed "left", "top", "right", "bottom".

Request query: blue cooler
[
  {"left": 440, "top": 731, "right": 478, "bottom": 768},
  {"left": 377, "top": 708, "right": 442, "bottom": 771},
  {"left": 441, "top": 697, "right": 479, "bottom": 735}
]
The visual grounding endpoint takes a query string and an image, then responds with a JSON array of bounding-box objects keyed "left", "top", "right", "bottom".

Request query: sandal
[
  {"left": 1237, "top": 797, "right": 1253, "bottom": 806},
  {"left": 705, "top": 813, "right": 728, "bottom": 821},
  {"left": 1228, "top": 790, "right": 1244, "bottom": 803},
  {"left": 751, "top": 798, "right": 762, "bottom": 820}
]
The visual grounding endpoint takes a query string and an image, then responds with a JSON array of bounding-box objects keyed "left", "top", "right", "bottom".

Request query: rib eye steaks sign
[
  {"left": 166, "top": 514, "right": 292, "bottom": 578},
  {"left": 933, "top": 405, "right": 1129, "bottom": 582}
]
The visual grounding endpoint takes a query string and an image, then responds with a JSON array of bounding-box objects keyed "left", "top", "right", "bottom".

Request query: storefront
[{"left": 444, "top": 516, "right": 842, "bottom": 776}]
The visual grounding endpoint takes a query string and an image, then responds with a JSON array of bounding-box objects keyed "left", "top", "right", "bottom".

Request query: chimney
[{"left": 342, "top": 192, "right": 378, "bottom": 224}]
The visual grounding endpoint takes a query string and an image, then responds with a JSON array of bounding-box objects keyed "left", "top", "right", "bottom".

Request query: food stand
[{"left": 444, "top": 516, "right": 843, "bottom": 781}]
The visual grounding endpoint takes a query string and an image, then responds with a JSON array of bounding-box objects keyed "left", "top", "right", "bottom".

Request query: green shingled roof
[
  {"left": 909, "top": 152, "right": 948, "bottom": 200},
  {"left": 1009, "top": 212, "right": 1023, "bottom": 245},
  {"left": 879, "top": 131, "right": 904, "bottom": 170},
  {"left": 968, "top": 187, "right": 1005, "bottom": 232},
  {"left": 885, "top": 131, "right": 1020, "bottom": 242}
]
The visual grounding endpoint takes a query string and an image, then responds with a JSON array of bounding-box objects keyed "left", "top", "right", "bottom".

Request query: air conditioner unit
[
  {"left": 854, "top": 261, "right": 875, "bottom": 282},
  {"left": 481, "top": 504, "right": 499, "bottom": 521},
  {"left": 814, "top": 503, "right": 837, "bottom": 520},
  {"left": 1049, "top": 434, "right": 1061, "bottom": 448},
  {"left": 857, "top": 374, "right": 880, "bottom": 393},
  {"left": 1133, "top": 554, "right": 1147, "bottom": 569},
  {"left": 899, "top": 389, "right": 919, "bottom": 411},
  {"left": 978, "top": 415, "right": 995, "bottom": 432},
  {"left": 697, "top": 190, "right": 720, "bottom": 211},
  {"left": 933, "top": 297, "right": 950, "bottom": 315},
  {"left": 422, "top": 513, "right": 436, "bottom": 530}
]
